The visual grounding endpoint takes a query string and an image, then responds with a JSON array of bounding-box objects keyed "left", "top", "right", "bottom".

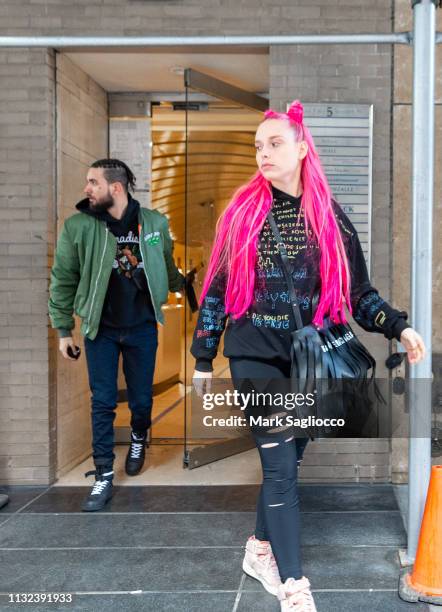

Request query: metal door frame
[{"left": 183, "top": 68, "right": 266, "bottom": 469}]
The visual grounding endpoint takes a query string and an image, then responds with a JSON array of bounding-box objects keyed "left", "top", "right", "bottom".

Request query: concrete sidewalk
[{"left": 0, "top": 483, "right": 430, "bottom": 611}]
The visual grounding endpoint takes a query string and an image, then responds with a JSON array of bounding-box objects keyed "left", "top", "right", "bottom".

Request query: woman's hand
[
  {"left": 400, "top": 328, "right": 426, "bottom": 365},
  {"left": 192, "top": 370, "right": 212, "bottom": 397}
]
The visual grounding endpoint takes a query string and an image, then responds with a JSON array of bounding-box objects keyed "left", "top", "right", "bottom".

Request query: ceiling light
[{"left": 170, "top": 66, "right": 185, "bottom": 76}]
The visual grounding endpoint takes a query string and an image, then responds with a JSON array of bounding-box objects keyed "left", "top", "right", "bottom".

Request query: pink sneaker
[
  {"left": 278, "top": 577, "right": 317, "bottom": 611},
  {"left": 242, "top": 535, "right": 282, "bottom": 596}
]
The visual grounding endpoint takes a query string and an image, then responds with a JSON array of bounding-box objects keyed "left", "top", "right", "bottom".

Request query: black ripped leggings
[{"left": 230, "top": 357, "right": 309, "bottom": 582}]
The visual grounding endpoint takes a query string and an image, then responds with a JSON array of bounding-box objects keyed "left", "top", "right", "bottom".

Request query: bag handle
[{"left": 266, "top": 211, "right": 304, "bottom": 330}]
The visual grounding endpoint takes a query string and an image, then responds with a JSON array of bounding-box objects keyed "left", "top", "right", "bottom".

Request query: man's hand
[
  {"left": 400, "top": 328, "right": 426, "bottom": 365},
  {"left": 59, "top": 337, "right": 79, "bottom": 361},
  {"left": 192, "top": 370, "right": 212, "bottom": 397}
]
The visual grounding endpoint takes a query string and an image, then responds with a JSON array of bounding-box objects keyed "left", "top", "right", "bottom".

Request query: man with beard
[{"left": 49, "top": 159, "right": 185, "bottom": 511}]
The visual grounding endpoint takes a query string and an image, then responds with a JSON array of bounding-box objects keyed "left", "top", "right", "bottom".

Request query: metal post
[
  {"left": 407, "top": 0, "right": 436, "bottom": 562},
  {"left": 0, "top": 33, "right": 412, "bottom": 48}
]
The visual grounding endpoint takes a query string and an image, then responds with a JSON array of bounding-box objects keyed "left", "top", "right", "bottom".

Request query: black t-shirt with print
[{"left": 93, "top": 196, "right": 156, "bottom": 328}]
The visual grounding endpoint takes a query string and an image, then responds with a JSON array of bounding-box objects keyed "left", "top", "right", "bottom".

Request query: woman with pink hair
[{"left": 191, "top": 100, "right": 425, "bottom": 611}]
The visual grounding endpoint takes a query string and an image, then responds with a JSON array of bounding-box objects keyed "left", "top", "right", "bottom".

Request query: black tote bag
[{"left": 266, "top": 211, "right": 385, "bottom": 437}]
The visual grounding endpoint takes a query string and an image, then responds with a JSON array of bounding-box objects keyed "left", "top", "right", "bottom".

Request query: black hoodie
[
  {"left": 190, "top": 186, "right": 411, "bottom": 371},
  {"left": 77, "top": 194, "right": 156, "bottom": 329}
]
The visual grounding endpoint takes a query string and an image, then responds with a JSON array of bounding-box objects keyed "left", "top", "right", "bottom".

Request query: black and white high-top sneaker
[
  {"left": 125, "top": 431, "right": 147, "bottom": 476},
  {"left": 81, "top": 467, "right": 113, "bottom": 512}
]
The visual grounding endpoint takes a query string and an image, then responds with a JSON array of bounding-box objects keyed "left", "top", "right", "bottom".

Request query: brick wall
[
  {"left": 1, "top": 0, "right": 433, "bottom": 483},
  {"left": 390, "top": 0, "right": 442, "bottom": 482},
  {"left": 0, "top": 48, "right": 56, "bottom": 484},
  {"left": 393, "top": 0, "right": 442, "bottom": 349},
  {"left": 0, "top": 0, "right": 393, "bottom": 38},
  {"left": 55, "top": 53, "right": 108, "bottom": 478}
]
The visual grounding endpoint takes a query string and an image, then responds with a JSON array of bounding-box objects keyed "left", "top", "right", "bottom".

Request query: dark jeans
[
  {"left": 230, "top": 357, "right": 309, "bottom": 582},
  {"left": 84, "top": 322, "right": 158, "bottom": 468}
]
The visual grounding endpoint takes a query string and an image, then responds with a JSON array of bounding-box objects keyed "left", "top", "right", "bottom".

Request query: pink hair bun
[
  {"left": 287, "top": 100, "right": 304, "bottom": 124},
  {"left": 263, "top": 109, "right": 280, "bottom": 120}
]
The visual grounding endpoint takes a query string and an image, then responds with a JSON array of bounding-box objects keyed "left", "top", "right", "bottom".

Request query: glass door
[{"left": 183, "top": 69, "right": 267, "bottom": 468}]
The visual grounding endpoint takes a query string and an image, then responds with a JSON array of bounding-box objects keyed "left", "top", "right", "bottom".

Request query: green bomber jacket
[{"left": 48, "top": 200, "right": 184, "bottom": 340}]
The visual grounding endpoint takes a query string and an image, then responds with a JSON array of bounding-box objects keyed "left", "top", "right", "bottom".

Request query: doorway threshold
[{"left": 54, "top": 444, "right": 262, "bottom": 487}]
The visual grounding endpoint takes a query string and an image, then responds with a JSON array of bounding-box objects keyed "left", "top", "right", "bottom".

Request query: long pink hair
[{"left": 199, "top": 100, "right": 352, "bottom": 327}]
